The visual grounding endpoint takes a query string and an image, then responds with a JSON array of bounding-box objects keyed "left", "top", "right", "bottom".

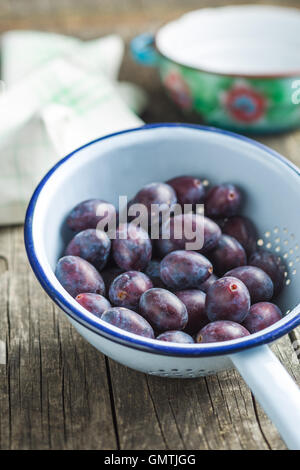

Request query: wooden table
[{"left": 1, "top": 0, "right": 300, "bottom": 450}]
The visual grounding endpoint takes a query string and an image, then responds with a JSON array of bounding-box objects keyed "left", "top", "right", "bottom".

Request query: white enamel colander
[{"left": 25, "top": 124, "right": 300, "bottom": 449}]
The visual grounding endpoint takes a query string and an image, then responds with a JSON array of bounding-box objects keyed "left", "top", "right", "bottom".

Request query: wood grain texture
[
  {"left": 0, "top": 0, "right": 300, "bottom": 450},
  {"left": 108, "top": 359, "right": 271, "bottom": 450},
  {"left": 108, "top": 335, "right": 300, "bottom": 450},
  {"left": 0, "top": 228, "right": 117, "bottom": 450}
]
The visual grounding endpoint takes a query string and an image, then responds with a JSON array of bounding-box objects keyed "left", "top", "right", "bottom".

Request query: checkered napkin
[{"left": 0, "top": 31, "right": 145, "bottom": 225}]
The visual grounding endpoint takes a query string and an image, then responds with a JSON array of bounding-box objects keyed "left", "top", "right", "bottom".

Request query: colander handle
[{"left": 230, "top": 344, "right": 300, "bottom": 450}]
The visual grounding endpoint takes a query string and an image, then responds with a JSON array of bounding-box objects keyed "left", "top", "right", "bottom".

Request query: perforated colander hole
[
  {"left": 284, "top": 240, "right": 289, "bottom": 246},
  {"left": 283, "top": 228, "right": 288, "bottom": 234},
  {"left": 289, "top": 249, "right": 294, "bottom": 254},
  {"left": 148, "top": 370, "right": 187, "bottom": 378},
  {"left": 266, "top": 242, "right": 272, "bottom": 249},
  {"left": 257, "top": 239, "right": 264, "bottom": 246},
  {"left": 289, "top": 261, "right": 294, "bottom": 267},
  {"left": 275, "top": 246, "right": 281, "bottom": 252},
  {"left": 296, "top": 257, "right": 300, "bottom": 263},
  {"left": 292, "top": 269, "right": 297, "bottom": 275},
  {"left": 202, "top": 179, "right": 210, "bottom": 187},
  {"left": 286, "top": 279, "right": 291, "bottom": 286},
  {"left": 295, "top": 245, "right": 299, "bottom": 251},
  {"left": 273, "top": 227, "right": 279, "bottom": 233},
  {"left": 265, "top": 231, "right": 271, "bottom": 238},
  {"left": 283, "top": 253, "right": 289, "bottom": 259},
  {"left": 291, "top": 233, "right": 296, "bottom": 240}
]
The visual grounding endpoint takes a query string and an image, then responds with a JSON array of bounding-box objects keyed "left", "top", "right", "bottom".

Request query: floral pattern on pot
[
  {"left": 222, "top": 84, "right": 267, "bottom": 123},
  {"left": 158, "top": 59, "right": 300, "bottom": 133},
  {"left": 163, "top": 70, "right": 192, "bottom": 110}
]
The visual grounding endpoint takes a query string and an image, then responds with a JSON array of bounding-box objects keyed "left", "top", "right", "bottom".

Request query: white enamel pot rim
[
  {"left": 154, "top": 4, "right": 300, "bottom": 78},
  {"left": 24, "top": 123, "right": 300, "bottom": 357},
  {"left": 24, "top": 123, "right": 300, "bottom": 450}
]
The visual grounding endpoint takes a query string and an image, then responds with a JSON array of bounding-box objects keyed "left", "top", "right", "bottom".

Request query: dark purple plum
[
  {"left": 101, "top": 307, "right": 154, "bottom": 338},
  {"left": 209, "top": 235, "right": 246, "bottom": 275},
  {"left": 131, "top": 182, "right": 177, "bottom": 226},
  {"left": 198, "top": 273, "right": 218, "bottom": 293},
  {"left": 156, "top": 330, "right": 194, "bottom": 344},
  {"left": 133, "top": 182, "right": 177, "bottom": 209},
  {"left": 112, "top": 223, "right": 152, "bottom": 271},
  {"left": 155, "top": 214, "right": 221, "bottom": 257},
  {"left": 139, "top": 288, "right": 188, "bottom": 332},
  {"left": 155, "top": 213, "right": 203, "bottom": 256},
  {"left": 166, "top": 175, "right": 205, "bottom": 208},
  {"left": 66, "top": 199, "right": 116, "bottom": 232},
  {"left": 175, "top": 289, "right": 208, "bottom": 335},
  {"left": 243, "top": 302, "right": 282, "bottom": 333},
  {"left": 160, "top": 250, "right": 213, "bottom": 290},
  {"left": 200, "top": 216, "right": 223, "bottom": 254},
  {"left": 109, "top": 271, "right": 153, "bottom": 309},
  {"left": 205, "top": 183, "right": 242, "bottom": 218},
  {"left": 205, "top": 276, "right": 250, "bottom": 323},
  {"left": 101, "top": 266, "right": 124, "bottom": 291},
  {"left": 144, "top": 259, "right": 166, "bottom": 288},
  {"left": 55, "top": 255, "right": 105, "bottom": 298},
  {"left": 222, "top": 216, "right": 258, "bottom": 255},
  {"left": 65, "top": 228, "right": 111, "bottom": 271},
  {"left": 196, "top": 321, "right": 250, "bottom": 343},
  {"left": 211, "top": 217, "right": 226, "bottom": 229},
  {"left": 224, "top": 266, "right": 274, "bottom": 303},
  {"left": 76, "top": 293, "right": 111, "bottom": 317},
  {"left": 249, "top": 249, "right": 286, "bottom": 296}
]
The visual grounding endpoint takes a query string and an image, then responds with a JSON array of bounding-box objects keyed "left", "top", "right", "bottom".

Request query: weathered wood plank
[
  {"left": 108, "top": 353, "right": 285, "bottom": 450},
  {"left": 0, "top": 0, "right": 299, "bottom": 39},
  {"left": 107, "top": 361, "right": 167, "bottom": 450},
  {"left": 0, "top": 227, "right": 117, "bottom": 450},
  {"left": 108, "top": 334, "right": 300, "bottom": 451},
  {"left": 0, "top": 230, "right": 10, "bottom": 450}
]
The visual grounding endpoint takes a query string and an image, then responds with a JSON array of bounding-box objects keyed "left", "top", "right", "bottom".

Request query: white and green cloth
[{"left": 0, "top": 31, "right": 145, "bottom": 224}]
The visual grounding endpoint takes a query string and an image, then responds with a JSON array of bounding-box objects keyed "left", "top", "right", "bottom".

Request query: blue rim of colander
[{"left": 24, "top": 123, "right": 300, "bottom": 357}]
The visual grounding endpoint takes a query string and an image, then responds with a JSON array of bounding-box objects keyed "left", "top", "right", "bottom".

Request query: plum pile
[{"left": 55, "top": 176, "right": 286, "bottom": 344}]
